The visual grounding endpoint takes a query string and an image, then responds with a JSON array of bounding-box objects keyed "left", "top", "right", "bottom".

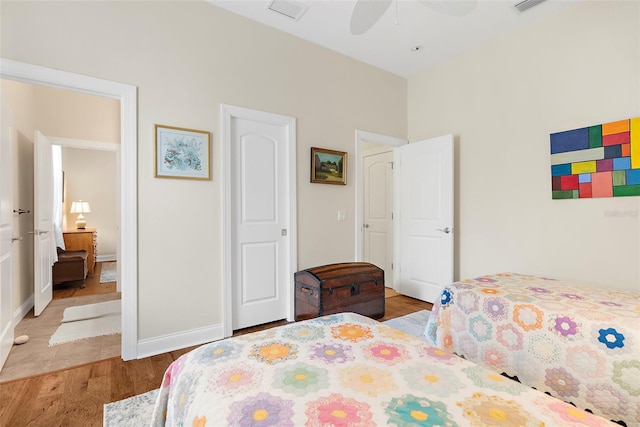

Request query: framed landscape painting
[
  {"left": 155, "top": 124, "right": 211, "bottom": 180},
  {"left": 311, "top": 147, "right": 347, "bottom": 185}
]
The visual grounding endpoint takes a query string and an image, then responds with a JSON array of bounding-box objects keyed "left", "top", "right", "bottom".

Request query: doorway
[
  {"left": 362, "top": 146, "right": 394, "bottom": 287},
  {"left": 53, "top": 140, "right": 119, "bottom": 299},
  {"left": 355, "top": 130, "right": 455, "bottom": 303},
  {"left": 0, "top": 95, "right": 122, "bottom": 381},
  {"left": 355, "top": 130, "right": 407, "bottom": 291},
  {"left": 0, "top": 58, "right": 138, "bottom": 365}
]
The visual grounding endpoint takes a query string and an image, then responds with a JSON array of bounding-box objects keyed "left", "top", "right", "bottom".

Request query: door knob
[
  {"left": 437, "top": 227, "right": 451, "bottom": 234},
  {"left": 364, "top": 224, "right": 370, "bottom": 228}
]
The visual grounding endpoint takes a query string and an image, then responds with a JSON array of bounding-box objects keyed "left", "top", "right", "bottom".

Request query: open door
[
  {"left": 0, "top": 96, "right": 14, "bottom": 371},
  {"left": 397, "top": 134, "right": 454, "bottom": 303},
  {"left": 34, "top": 130, "right": 54, "bottom": 316}
]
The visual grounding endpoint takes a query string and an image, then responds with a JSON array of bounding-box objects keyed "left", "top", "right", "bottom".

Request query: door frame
[
  {"left": 220, "top": 104, "right": 297, "bottom": 337},
  {"left": 0, "top": 58, "right": 138, "bottom": 360},
  {"left": 354, "top": 130, "right": 406, "bottom": 289},
  {"left": 51, "top": 137, "right": 121, "bottom": 289}
]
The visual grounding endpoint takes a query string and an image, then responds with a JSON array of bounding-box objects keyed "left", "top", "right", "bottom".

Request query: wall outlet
[{"left": 337, "top": 210, "right": 347, "bottom": 221}]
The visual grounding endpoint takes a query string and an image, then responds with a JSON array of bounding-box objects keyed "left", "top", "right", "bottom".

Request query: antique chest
[{"left": 295, "top": 262, "right": 385, "bottom": 321}]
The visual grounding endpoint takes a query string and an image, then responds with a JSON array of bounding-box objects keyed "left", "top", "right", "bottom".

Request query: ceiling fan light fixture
[
  {"left": 350, "top": 0, "right": 478, "bottom": 36},
  {"left": 350, "top": 0, "right": 393, "bottom": 35}
]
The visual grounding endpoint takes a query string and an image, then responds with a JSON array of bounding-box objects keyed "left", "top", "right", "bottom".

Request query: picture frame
[
  {"left": 155, "top": 124, "right": 211, "bottom": 180},
  {"left": 311, "top": 147, "right": 347, "bottom": 185}
]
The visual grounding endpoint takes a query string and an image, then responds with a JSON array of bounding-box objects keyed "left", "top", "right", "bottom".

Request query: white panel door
[
  {"left": 34, "top": 131, "right": 54, "bottom": 316},
  {"left": 231, "top": 117, "right": 290, "bottom": 330},
  {"left": 363, "top": 149, "right": 394, "bottom": 287},
  {"left": 0, "top": 96, "right": 14, "bottom": 372},
  {"left": 398, "top": 134, "right": 454, "bottom": 303}
]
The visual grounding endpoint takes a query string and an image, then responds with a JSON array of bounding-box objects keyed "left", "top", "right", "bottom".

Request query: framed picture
[
  {"left": 311, "top": 147, "right": 347, "bottom": 185},
  {"left": 155, "top": 124, "right": 211, "bottom": 180}
]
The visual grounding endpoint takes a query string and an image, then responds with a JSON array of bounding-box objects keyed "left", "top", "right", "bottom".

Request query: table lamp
[{"left": 70, "top": 200, "right": 91, "bottom": 229}]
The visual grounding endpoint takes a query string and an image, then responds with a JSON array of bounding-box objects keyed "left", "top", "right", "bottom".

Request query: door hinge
[
  {"left": 389, "top": 161, "right": 394, "bottom": 170},
  {"left": 391, "top": 212, "right": 394, "bottom": 220},
  {"left": 391, "top": 262, "right": 394, "bottom": 270}
]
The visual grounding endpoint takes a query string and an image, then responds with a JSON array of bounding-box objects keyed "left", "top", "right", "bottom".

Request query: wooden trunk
[{"left": 295, "top": 262, "right": 385, "bottom": 321}]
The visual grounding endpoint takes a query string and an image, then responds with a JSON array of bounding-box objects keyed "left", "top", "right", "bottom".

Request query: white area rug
[
  {"left": 382, "top": 309, "right": 431, "bottom": 340},
  {"left": 102, "top": 310, "right": 431, "bottom": 424},
  {"left": 100, "top": 261, "right": 117, "bottom": 283},
  {"left": 104, "top": 388, "right": 159, "bottom": 427},
  {"left": 49, "top": 300, "right": 121, "bottom": 346}
]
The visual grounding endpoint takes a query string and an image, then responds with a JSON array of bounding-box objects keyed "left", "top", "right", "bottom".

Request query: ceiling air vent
[
  {"left": 267, "top": 0, "right": 309, "bottom": 21},
  {"left": 514, "top": 0, "right": 547, "bottom": 13}
]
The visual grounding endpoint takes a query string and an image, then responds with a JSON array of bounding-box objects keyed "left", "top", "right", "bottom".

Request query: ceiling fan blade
[
  {"left": 350, "top": 0, "right": 393, "bottom": 35},
  {"left": 419, "top": 0, "right": 478, "bottom": 17}
]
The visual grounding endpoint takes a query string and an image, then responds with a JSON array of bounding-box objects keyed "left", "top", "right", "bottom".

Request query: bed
[
  {"left": 424, "top": 273, "right": 640, "bottom": 426},
  {"left": 150, "top": 311, "right": 616, "bottom": 426}
]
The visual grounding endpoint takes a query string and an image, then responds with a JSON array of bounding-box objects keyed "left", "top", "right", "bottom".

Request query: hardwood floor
[
  {"left": 52, "top": 262, "right": 116, "bottom": 300},
  {"left": 0, "top": 292, "right": 431, "bottom": 427}
]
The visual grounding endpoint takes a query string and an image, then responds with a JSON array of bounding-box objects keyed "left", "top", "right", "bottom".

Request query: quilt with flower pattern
[
  {"left": 150, "top": 311, "right": 616, "bottom": 426},
  {"left": 424, "top": 273, "right": 640, "bottom": 426}
]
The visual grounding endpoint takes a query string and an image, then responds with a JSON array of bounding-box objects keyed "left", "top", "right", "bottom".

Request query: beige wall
[
  {"left": 1, "top": 1, "right": 407, "bottom": 340},
  {"left": 1, "top": 78, "right": 122, "bottom": 313},
  {"left": 62, "top": 147, "right": 117, "bottom": 257},
  {"left": 408, "top": 1, "right": 640, "bottom": 291},
  {"left": 33, "top": 85, "right": 121, "bottom": 144}
]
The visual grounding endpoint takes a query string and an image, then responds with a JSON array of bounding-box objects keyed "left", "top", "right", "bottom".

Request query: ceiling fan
[{"left": 350, "top": 0, "right": 478, "bottom": 35}]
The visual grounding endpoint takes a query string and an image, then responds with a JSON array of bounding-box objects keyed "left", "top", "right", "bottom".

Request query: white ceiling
[{"left": 208, "top": 0, "right": 576, "bottom": 78}]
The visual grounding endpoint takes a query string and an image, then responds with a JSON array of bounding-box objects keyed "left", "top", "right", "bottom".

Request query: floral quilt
[
  {"left": 150, "top": 312, "right": 616, "bottom": 426},
  {"left": 424, "top": 273, "right": 640, "bottom": 426}
]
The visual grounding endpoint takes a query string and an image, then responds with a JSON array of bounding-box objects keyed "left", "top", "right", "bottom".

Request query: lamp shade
[
  {"left": 70, "top": 200, "right": 91, "bottom": 214},
  {"left": 70, "top": 200, "right": 91, "bottom": 229}
]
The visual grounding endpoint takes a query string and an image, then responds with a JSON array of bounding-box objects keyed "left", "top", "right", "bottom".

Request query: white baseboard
[
  {"left": 96, "top": 254, "right": 117, "bottom": 262},
  {"left": 137, "top": 323, "right": 224, "bottom": 359},
  {"left": 13, "top": 294, "right": 34, "bottom": 325}
]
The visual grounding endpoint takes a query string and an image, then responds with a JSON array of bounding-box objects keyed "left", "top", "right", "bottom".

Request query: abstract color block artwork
[{"left": 551, "top": 117, "right": 640, "bottom": 199}]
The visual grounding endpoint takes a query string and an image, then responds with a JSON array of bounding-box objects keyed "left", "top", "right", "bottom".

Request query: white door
[
  {"left": 363, "top": 148, "right": 394, "bottom": 287},
  {"left": 398, "top": 134, "right": 454, "bottom": 303},
  {"left": 0, "top": 96, "right": 14, "bottom": 371},
  {"left": 228, "top": 108, "right": 296, "bottom": 330},
  {"left": 34, "top": 131, "right": 54, "bottom": 316}
]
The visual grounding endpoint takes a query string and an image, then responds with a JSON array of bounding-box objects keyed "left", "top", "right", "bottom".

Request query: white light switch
[{"left": 337, "top": 210, "right": 347, "bottom": 221}]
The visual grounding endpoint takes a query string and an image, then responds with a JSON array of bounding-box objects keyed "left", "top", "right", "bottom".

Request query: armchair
[{"left": 52, "top": 247, "right": 88, "bottom": 288}]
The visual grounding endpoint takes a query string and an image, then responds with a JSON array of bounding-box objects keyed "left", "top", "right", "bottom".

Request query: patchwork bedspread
[
  {"left": 150, "top": 312, "right": 616, "bottom": 426},
  {"left": 424, "top": 273, "right": 640, "bottom": 426}
]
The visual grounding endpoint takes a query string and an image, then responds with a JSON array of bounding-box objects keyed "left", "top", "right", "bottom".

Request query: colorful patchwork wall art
[{"left": 550, "top": 117, "right": 640, "bottom": 199}]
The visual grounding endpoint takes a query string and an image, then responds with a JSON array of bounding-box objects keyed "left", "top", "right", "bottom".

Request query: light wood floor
[{"left": 0, "top": 289, "right": 431, "bottom": 427}]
